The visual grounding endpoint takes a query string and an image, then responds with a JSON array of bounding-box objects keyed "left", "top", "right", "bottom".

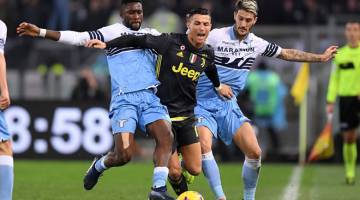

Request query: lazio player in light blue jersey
[
  {"left": 0, "top": 20, "right": 13, "bottom": 200},
  {"left": 195, "top": 1, "right": 338, "bottom": 200},
  {"left": 17, "top": 0, "right": 175, "bottom": 199}
]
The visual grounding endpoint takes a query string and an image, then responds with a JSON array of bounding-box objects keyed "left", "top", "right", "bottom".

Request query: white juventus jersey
[
  {"left": 0, "top": 20, "right": 7, "bottom": 54},
  {"left": 196, "top": 26, "right": 282, "bottom": 99}
]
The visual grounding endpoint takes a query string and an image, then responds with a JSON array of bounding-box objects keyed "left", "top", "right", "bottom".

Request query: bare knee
[
  {"left": 0, "top": 140, "right": 12, "bottom": 156},
  {"left": 112, "top": 151, "right": 132, "bottom": 166},
  {"left": 185, "top": 164, "right": 201, "bottom": 176},
  {"left": 246, "top": 146, "right": 262, "bottom": 160}
]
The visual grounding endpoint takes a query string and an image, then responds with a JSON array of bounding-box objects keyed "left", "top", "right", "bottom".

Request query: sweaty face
[
  {"left": 121, "top": 3, "right": 143, "bottom": 31},
  {"left": 345, "top": 23, "right": 360, "bottom": 45},
  {"left": 187, "top": 14, "right": 212, "bottom": 48},
  {"left": 233, "top": 9, "right": 257, "bottom": 39}
]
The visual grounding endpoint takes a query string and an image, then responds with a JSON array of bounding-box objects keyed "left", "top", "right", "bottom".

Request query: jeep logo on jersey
[{"left": 172, "top": 62, "right": 200, "bottom": 81}]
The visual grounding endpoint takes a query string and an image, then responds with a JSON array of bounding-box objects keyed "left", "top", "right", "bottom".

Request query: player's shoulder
[
  {"left": 209, "top": 26, "right": 231, "bottom": 38},
  {"left": 98, "top": 23, "right": 126, "bottom": 32},
  {"left": 140, "top": 27, "right": 161, "bottom": 35},
  {"left": 247, "top": 32, "right": 267, "bottom": 45}
]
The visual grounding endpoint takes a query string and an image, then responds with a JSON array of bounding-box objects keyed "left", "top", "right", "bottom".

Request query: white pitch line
[{"left": 281, "top": 166, "right": 303, "bottom": 200}]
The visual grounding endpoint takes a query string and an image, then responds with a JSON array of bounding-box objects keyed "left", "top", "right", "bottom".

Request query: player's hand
[
  {"left": 326, "top": 103, "right": 334, "bottom": 114},
  {"left": 0, "top": 94, "right": 10, "bottom": 110},
  {"left": 216, "top": 83, "right": 233, "bottom": 99},
  {"left": 85, "top": 39, "right": 106, "bottom": 49},
  {"left": 321, "top": 46, "right": 338, "bottom": 62},
  {"left": 16, "top": 22, "right": 40, "bottom": 37}
]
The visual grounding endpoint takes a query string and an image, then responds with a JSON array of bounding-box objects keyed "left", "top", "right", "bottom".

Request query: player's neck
[
  {"left": 187, "top": 34, "right": 204, "bottom": 49},
  {"left": 348, "top": 41, "right": 359, "bottom": 48},
  {"left": 233, "top": 26, "right": 248, "bottom": 41}
]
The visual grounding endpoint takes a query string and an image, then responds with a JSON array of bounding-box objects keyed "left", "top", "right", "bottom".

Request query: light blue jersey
[
  {"left": 195, "top": 26, "right": 282, "bottom": 143},
  {"left": 196, "top": 26, "right": 282, "bottom": 100},
  {"left": 58, "top": 24, "right": 169, "bottom": 134}
]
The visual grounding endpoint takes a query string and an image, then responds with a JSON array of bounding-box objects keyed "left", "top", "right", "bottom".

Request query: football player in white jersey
[
  {"left": 17, "top": 1, "right": 175, "bottom": 199},
  {"left": 0, "top": 19, "right": 13, "bottom": 200},
  {"left": 195, "top": 1, "right": 338, "bottom": 200}
]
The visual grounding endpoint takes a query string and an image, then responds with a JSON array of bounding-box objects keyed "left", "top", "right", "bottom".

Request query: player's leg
[
  {"left": 139, "top": 90, "right": 174, "bottom": 199},
  {"left": 83, "top": 132, "right": 136, "bottom": 190},
  {"left": 83, "top": 96, "right": 138, "bottom": 190},
  {"left": 147, "top": 120, "right": 173, "bottom": 190},
  {"left": 195, "top": 102, "right": 226, "bottom": 200},
  {"left": 343, "top": 129, "right": 357, "bottom": 185},
  {"left": 168, "top": 150, "right": 188, "bottom": 195},
  {"left": 168, "top": 117, "right": 201, "bottom": 195},
  {"left": 198, "top": 126, "right": 226, "bottom": 200},
  {"left": 339, "top": 96, "right": 359, "bottom": 185},
  {"left": 232, "top": 122, "right": 262, "bottom": 200},
  {"left": 0, "top": 140, "right": 13, "bottom": 200},
  {"left": 0, "top": 113, "right": 13, "bottom": 200}
]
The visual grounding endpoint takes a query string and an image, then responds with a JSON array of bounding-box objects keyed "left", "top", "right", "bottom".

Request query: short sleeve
[
  {"left": 256, "top": 37, "right": 282, "bottom": 57},
  {"left": 0, "top": 21, "right": 7, "bottom": 54}
]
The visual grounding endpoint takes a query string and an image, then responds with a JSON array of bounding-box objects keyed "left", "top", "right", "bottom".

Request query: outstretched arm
[
  {"left": 87, "top": 34, "right": 169, "bottom": 54},
  {"left": 278, "top": 46, "right": 338, "bottom": 62},
  {"left": 17, "top": 22, "right": 92, "bottom": 46}
]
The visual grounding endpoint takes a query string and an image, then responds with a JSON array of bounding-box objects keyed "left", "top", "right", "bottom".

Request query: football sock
[
  {"left": 202, "top": 151, "right": 225, "bottom": 199},
  {"left": 0, "top": 156, "right": 13, "bottom": 200},
  {"left": 242, "top": 158, "right": 261, "bottom": 200},
  {"left": 168, "top": 174, "right": 188, "bottom": 195},
  {"left": 343, "top": 143, "right": 357, "bottom": 179},
  {"left": 152, "top": 167, "right": 169, "bottom": 189},
  {"left": 94, "top": 156, "right": 108, "bottom": 173}
]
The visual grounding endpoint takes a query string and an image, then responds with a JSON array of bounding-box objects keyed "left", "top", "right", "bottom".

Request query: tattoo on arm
[{"left": 278, "top": 49, "right": 323, "bottom": 62}]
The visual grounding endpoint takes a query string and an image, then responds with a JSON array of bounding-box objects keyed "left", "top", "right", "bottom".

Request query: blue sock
[
  {"left": 0, "top": 156, "right": 13, "bottom": 200},
  {"left": 152, "top": 167, "right": 169, "bottom": 189},
  {"left": 94, "top": 156, "right": 108, "bottom": 173},
  {"left": 202, "top": 152, "right": 226, "bottom": 199},
  {"left": 242, "top": 159, "right": 261, "bottom": 200}
]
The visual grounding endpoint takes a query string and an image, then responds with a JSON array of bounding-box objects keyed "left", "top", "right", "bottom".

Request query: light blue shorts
[
  {"left": 0, "top": 111, "right": 10, "bottom": 142},
  {"left": 109, "top": 89, "right": 170, "bottom": 134},
  {"left": 195, "top": 97, "right": 250, "bottom": 145}
]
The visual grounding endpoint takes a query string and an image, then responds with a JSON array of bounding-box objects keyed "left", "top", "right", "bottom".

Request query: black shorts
[
  {"left": 172, "top": 116, "right": 199, "bottom": 149},
  {"left": 339, "top": 96, "right": 360, "bottom": 131}
]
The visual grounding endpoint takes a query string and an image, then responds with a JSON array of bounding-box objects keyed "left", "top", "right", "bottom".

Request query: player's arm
[
  {"left": 326, "top": 62, "right": 339, "bottom": 114},
  {"left": 16, "top": 22, "right": 93, "bottom": 46},
  {"left": 278, "top": 46, "right": 338, "bottom": 62},
  {"left": 87, "top": 34, "right": 170, "bottom": 54}
]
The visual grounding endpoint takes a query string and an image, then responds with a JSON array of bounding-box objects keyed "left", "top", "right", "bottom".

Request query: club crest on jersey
[{"left": 189, "top": 53, "right": 197, "bottom": 64}]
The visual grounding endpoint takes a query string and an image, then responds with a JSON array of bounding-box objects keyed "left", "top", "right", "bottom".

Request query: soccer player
[
  {"left": 86, "top": 8, "right": 233, "bottom": 196},
  {"left": 326, "top": 21, "right": 360, "bottom": 185},
  {"left": 195, "top": 0, "right": 338, "bottom": 199},
  {"left": 0, "top": 19, "right": 13, "bottom": 200},
  {"left": 17, "top": 0, "right": 175, "bottom": 199}
]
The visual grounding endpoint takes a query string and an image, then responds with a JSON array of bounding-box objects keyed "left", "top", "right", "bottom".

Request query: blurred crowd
[{"left": 0, "top": 0, "right": 359, "bottom": 38}]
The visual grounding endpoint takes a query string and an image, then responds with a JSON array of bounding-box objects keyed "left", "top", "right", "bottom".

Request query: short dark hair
[
  {"left": 186, "top": 8, "right": 210, "bottom": 19},
  {"left": 121, "top": 0, "right": 142, "bottom": 5}
]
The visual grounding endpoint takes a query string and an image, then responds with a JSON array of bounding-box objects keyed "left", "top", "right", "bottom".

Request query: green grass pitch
[{"left": 13, "top": 160, "right": 360, "bottom": 200}]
